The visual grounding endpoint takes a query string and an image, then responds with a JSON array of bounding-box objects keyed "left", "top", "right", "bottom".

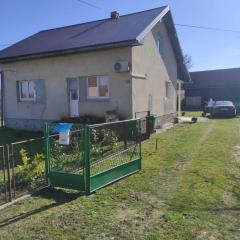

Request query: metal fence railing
[
  {"left": 0, "top": 145, "right": 7, "bottom": 205},
  {"left": 44, "top": 119, "right": 144, "bottom": 194},
  {"left": 0, "top": 137, "right": 47, "bottom": 206},
  {"left": 48, "top": 125, "right": 84, "bottom": 174},
  {"left": 89, "top": 120, "right": 141, "bottom": 176},
  {"left": 0, "top": 117, "right": 155, "bottom": 206},
  {"left": 154, "top": 113, "right": 175, "bottom": 130},
  {"left": 10, "top": 137, "right": 46, "bottom": 199}
]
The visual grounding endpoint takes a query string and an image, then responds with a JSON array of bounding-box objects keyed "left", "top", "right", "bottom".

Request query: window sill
[
  {"left": 19, "top": 99, "right": 36, "bottom": 103},
  {"left": 87, "top": 97, "right": 110, "bottom": 102}
]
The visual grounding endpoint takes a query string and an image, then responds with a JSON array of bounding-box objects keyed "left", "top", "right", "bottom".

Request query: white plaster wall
[
  {"left": 2, "top": 47, "right": 132, "bottom": 121},
  {"left": 131, "top": 20, "right": 178, "bottom": 117}
]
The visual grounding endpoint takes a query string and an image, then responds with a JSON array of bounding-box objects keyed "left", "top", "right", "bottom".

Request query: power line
[
  {"left": 76, "top": 0, "right": 102, "bottom": 10},
  {"left": 175, "top": 23, "right": 240, "bottom": 33}
]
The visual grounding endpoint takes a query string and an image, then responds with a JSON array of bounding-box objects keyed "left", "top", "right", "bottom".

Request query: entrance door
[{"left": 68, "top": 79, "right": 79, "bottom": 117}]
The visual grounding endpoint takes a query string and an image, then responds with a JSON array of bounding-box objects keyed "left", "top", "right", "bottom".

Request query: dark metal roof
[
  {"left": 163, "top": 11, "right": 191, "bottom": 82},
  {"left": 0, "top": 6, "right": 190, "bottom": 82},
  {"left": 0, "top": 7, "right": 166, "bottom": 61},
  {"left": 185, "top": 68, "right": 240, "bottom": 89}
]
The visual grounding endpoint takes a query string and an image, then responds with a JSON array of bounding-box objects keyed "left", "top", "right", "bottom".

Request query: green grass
[
  {"left": 183, "top": 111, "right": 203, "bottom": 117},
  {"left": 0, "top": 128, "right": 41, "bottom": 145},
  {"left": 0, "top": 118, "right": 240, "bottom": 239}
]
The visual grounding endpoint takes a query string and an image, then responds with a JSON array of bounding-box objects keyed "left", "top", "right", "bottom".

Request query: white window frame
[
  {"left": 87, "top": 76, "right": 109, "bottom": 99},
  {"left": 18, "top": 80, "right": 36, "bottom": 102}
]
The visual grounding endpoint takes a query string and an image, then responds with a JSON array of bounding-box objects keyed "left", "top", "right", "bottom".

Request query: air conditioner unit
[{"left": 113, "top": 61, "right": 130, "bottom": 72}]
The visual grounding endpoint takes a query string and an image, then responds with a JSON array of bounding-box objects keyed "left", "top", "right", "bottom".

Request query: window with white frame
[
  {"left": 87, "top": 76, "right": 109, "bottom": 99},
  {"left": 18, "top": 80, "right": 36, "bottom": 101}
]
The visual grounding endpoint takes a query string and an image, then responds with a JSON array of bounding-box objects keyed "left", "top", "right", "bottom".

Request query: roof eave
[
  {"left": 164, "top": 12, "right": 191, "bottom": 82},
  {"left": 136, "top": 5, "right": 191, "bottom": 83},
  {"left": 0, "top": 39, "right": 139, "bottom": 63},
  {"left": 136, "top": 5, "right": 170, "bottom": 43}
]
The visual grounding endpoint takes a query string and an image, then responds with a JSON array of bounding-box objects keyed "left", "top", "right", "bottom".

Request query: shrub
[
  {"left": 15, "top": 148, "right": 45, "bottom": 187},
  {"left": 91, "top": 128, "right": 119, "bottom": 156}
]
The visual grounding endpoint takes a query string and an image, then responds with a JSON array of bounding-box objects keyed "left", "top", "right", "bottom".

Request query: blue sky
[{"left": 0, "top": 0, "right": 240, "bottom": 71}]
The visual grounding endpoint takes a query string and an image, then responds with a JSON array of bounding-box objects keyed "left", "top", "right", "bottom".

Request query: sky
[{"left": 0, "top": 0, "right": 240, "bottom": 72}]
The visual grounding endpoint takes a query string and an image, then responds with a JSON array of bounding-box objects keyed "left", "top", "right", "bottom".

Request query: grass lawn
[
  {"left": 0, "top": 128, "right": 41, "bottom": 145},
  {"left": 0, "top": 117, "right": 240, "bottom": 239},
  {"left": 182, "top": 111, "right": 203, "bottom": 118}
]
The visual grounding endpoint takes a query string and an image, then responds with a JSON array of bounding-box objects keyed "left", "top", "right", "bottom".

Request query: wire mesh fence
[
  {"left": 0, "top": 118, "right": 146, "bottom": 205},
  {"left": 10, "top": 137, "right": 46, "bottom": 199},
  {"left": 154, "top": 113, "right": 175, "bottom": 129},
  {"left": 0, "top": 137, "right": 47, "bottom": 206},
  {"left": 0, "top": 145, "right": 7, "bottom": 205},
  {"left": 89, "top": 120, "right": 141, "bottom": 176},
  {"left": 49, "top": 124, "right": 84, "bottom": 173}
]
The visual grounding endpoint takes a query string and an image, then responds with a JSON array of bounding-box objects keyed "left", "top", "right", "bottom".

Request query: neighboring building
[
  {"left": 0, "top": 6, "right": 190, "bottom": 130},
  {"left": 184, "top": 68, "right": 240, "bottom": 109}
]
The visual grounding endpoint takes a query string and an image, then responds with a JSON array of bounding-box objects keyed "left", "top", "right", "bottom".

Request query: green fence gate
[{"left": 44, "top": 119, "right": 142, "bottom": 194}]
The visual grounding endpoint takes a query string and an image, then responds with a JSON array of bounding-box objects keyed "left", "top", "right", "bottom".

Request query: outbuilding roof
[
  {"left": 186, "top": 68, "right": 240, "bottom": 89},
  {"left": 0, "top": 6, "right": 190, "bottom": 81}
]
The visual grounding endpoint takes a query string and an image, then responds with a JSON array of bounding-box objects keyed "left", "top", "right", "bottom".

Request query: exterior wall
[
  {"left": 131, "top": 20, "right": 178, "bottom": 118},
  {"left": 2, "top": 47, "right": 132, "bottom": 130}
]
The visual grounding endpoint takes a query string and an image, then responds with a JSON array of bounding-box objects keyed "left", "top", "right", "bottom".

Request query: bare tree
[{"left": 183, "top": 54, "right": 193, "bottom": 69}]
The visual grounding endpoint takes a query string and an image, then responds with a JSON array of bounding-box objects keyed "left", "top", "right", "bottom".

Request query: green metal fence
[{"left": 44, "top": 119, "right": 142, "bottom": 194}]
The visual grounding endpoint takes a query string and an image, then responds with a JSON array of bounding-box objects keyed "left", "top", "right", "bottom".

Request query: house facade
[{"left": 0, "top": 6, "right": 190, "bottom": 130}]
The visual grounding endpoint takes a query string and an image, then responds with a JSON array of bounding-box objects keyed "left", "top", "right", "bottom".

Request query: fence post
[
  {"left": 84, "top": 124, "right": 91, "bottom": 195},
  {"left": 2, "top": 146, "right": 8, "bottom": 202},
  {"left": 10, "top": 144, "right": 16, "bottom": 199},
  {"left": 44, "top": 123, "right": 50, "bottom": 185},
  {"left": 146, "top": 111, "right": 151, "bottom": 139},
  {"left": 138, "top": 120, "right": 142, "bottom": 170},
  {"left": 6, "top": 145, "right": 12, "bottom": 202}
]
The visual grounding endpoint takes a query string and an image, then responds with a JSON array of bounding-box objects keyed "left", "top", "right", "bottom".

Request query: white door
[{"left": 68, "top": 79, "right": 79, "bottom": 117}]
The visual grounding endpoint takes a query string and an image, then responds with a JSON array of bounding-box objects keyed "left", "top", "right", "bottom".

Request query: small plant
[
  {"left": 15, "top": 148, "right": 45, "bottom": 187},
  {"left": 91, "top": 128, "right": 119, "bottom": 157},
  {"left": 50, "top": 136, "right": 83, "bottom": 172}
]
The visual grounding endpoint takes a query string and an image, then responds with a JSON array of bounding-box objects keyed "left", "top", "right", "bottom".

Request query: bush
[
  {"left": 50, "top": 136, "right": 83, "bottom": 172},
  {"left": 15, "top": 148, "right": 45, "bottom": 187},
  {"left": 91, "top": 128, "right": 119, "bottom": 156}
]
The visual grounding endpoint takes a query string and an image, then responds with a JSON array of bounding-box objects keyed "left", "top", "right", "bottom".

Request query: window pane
[
  {"left": 70, "top": 90, "right": 78, "bottom": 100},
  {"left": 99, "top": 76, "right": 109, "bottom": 97},
  {"left": 88, "top": 77, "right": 98, "bottom": 97},
  {"left": 20, "top": 81, "right": 28, "bottom": 99},
  {"left": 28, "top": 81, "right": 35, "bottom": 99}
]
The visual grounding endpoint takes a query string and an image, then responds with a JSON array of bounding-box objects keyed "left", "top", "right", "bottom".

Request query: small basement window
[
  {"left": 18, "top": 80, "right": 36, "bottom": 101},
  {"left": 87, "top": 76, "right": 109, "bottom": 99}
]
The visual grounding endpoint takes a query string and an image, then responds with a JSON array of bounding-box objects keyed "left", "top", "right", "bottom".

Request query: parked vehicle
[{"left": 210, "top": 101, "right": 236, "bottom": 118}]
